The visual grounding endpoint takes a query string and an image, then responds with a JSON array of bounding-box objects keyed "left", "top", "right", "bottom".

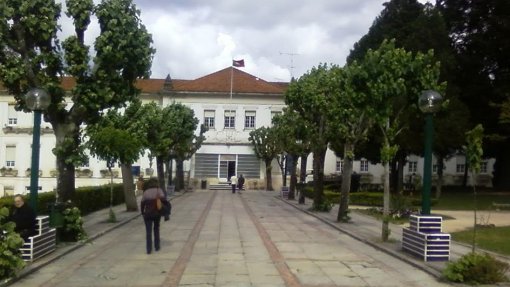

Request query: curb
[
  {"left": 275, "top": 196, "right": 444, "bottom": 279},
  {"left": 3, "top": 191, "right": 187, "bottom": 286}
]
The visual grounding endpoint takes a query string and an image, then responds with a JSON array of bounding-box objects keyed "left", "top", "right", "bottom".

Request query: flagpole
[{"left": 230, "top": 63, "right": 234, "bottom": 100}]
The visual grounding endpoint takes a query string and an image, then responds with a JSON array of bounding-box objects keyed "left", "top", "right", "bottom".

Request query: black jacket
[{"left": 8, "top": 204, "right": 37, "bottom": 238}]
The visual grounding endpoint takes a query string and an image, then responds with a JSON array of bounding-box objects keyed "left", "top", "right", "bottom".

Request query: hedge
[
  {"left": 300, "top": 188, "right": 437, "bottom": 207},
  {"left": 0, "top": 184, "right": 125, "bottom": 215}
]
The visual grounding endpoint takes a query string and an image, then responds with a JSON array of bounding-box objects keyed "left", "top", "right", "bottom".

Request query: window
[
  {"left": 224, "top": 110, "right": 235, "bottom": 129},
  {"left": 6, "top": 145, "right": 16, "bottom": 167},
  {"left": 480, "top": 161, "right": 488, "bottom": 173},
  {"left": 408, "top": 161, "right": 417, "bottom": 173},
  {"left": 456, "top": 164, "right": 465, "bottom": 173},
  {"left": 336, "top": 159, "right": 343, "bottom": 173},
  {"left": 433, "top": 164, "right": 438, "bottom": 173},
  {"left": 244, "top": 111, "right": 256, "bottom": 129},
  {"left": 360, "top": 160, "right": 369, "bottom": 172},
  {"left": 204, "top": 110, "right": 215, "bottom": 129},
  {"left": 7, "top": 105, "right": 17, "bottom": 126}
]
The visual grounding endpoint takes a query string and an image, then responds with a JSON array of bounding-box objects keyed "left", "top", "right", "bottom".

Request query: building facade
[{"left": 0, "top": 67, "right": 494, "bottom": 196}]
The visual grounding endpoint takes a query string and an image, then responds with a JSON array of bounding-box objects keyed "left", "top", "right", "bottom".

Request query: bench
[
  {"left": 402, "top": 215, "right": 450, "bottom": 262},
  {"left": 492, "top": 202, "right": 510, "bottom": 210},
  {"left": 19, "top": 216, "right": 56, "bottom": 262}
]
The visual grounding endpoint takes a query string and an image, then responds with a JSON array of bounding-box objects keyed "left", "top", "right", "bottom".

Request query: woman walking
[{"left": 141, "top": 178, "right": 165, "bottom": 254}]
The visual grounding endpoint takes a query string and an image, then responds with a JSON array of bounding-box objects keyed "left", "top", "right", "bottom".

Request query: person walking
[
  {"left": 237, "top": 174, "right": 245, "bottom": 191},
  {"left": 7, "top": 195, "right": 37, "bottom": 241},
  {"left": 141, "top": 178, "right": 165, "bottom": 254},
  {"left": 230, "top": 174, "right": 237, "bottom": 194}
]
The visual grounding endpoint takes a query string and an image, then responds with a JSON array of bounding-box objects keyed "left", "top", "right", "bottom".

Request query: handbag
[{"left": 156, "top": 197, "right": 162, "bottom": 211}]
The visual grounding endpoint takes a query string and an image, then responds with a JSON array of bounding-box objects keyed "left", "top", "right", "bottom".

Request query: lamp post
[
  {"left": 418, "top": 90, "right": 443, "bottom": 215},
  {"left": 25, "top": 88, "right": 51, "bottom": 213}
]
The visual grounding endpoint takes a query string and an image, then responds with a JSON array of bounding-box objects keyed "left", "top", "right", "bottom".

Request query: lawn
[
  {"left": 433, "top": 191, "right": 510, "bottom": 210},
  {"left": 451, "top": 226, "right": 510, "bottom": 256}
]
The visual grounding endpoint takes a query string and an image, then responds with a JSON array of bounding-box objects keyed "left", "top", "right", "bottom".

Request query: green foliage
[
  {"left": 442, "top": 252, "right": 509, "bottom": 284},
  {"left": 0, "top": 207, "right": 25, "bottom": 280},
  {"left": 61, "top": 206, "right": 87, "bottom": 242},
  {"left": 0, "top": 0, "right": 155, "bottom": 201},
  {"left": 465, "top": 124, "right": 484, "bottom": 174},
  {"left": 248, "top": 127, "right": 281, "bottom": 162},
  {"left": 312, "top": 199, "right": 333, "bottom": 212},
  {"left": 108, "top": 208, "right": 117, "bottom": 223}
]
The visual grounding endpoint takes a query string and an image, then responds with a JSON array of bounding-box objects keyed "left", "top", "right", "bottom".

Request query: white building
[{"left": 0, "top": 67, "right": 494, "bottom": 196}]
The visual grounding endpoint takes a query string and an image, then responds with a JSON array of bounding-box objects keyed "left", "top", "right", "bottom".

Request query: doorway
[{"left": 227, "top": 161, "right": 236, "bottom": 180}]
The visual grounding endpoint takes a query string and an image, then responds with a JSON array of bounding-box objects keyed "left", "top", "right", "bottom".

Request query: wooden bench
[{"left": 20, "top": 216, "right": 56, "bottom": 262}]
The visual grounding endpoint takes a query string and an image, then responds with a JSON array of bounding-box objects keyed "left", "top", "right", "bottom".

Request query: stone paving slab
[{"left": 7, "top": 190, "right": 454, "bottom": 286}]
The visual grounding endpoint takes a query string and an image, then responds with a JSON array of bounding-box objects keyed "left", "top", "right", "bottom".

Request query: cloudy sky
[{"left": 61, "top": 0, "right": 430, "bottom": 82}]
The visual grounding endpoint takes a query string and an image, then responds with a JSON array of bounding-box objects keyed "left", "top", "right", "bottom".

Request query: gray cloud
[{"left": 57, "top": 0, "right": 431, "bottom": 81}]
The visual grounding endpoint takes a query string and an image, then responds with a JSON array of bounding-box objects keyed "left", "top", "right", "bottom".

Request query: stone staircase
[{"left": 208, "top": 182, "right": 232, "bottom": 191}]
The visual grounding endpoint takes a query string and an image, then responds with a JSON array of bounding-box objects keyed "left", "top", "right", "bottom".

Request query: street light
[
  {"left": 25, "top": 88, "right": 51, "bottom": 213},
  {"left": 418, "top": 90, "right": 442, "bottom": 215}
]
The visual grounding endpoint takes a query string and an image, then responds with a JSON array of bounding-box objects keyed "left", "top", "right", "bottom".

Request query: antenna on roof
[{"left": 279, "top": 51, "right": 299, "bottom": 79}]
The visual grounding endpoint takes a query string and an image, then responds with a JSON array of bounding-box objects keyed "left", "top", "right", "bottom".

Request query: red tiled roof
[
  {"left": 1, "top": 68, "right": 288, "bottom": 94},
  {"left": 172, "top": 67, "right": 285, "bottom": 94}
]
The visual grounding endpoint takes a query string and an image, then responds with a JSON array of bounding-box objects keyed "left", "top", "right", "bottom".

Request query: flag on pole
[{"left": 232, "top": 59, "right": 245, "bottom": 67}]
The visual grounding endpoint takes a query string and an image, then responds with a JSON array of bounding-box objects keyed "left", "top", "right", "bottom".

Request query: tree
[
  {"left": 465, "top": 124, "right": 484, "bottom": 253},
  {"left": 356, "top": 40, "right": 444, "bottom": 241},
  {"left": 328, "top": 63, "right": 374, "bottom": 222},
  {"left": 438, "top": 0, "right": 510, "bottom": 188},
  {"left": 248, "top": 127, "right": 280, "bottom": 191},
  {"left": 285, "top": 64, "right": 340, "bottom": 209},
  {"left": 140, "top": 102, "right": 171, "bottom": 192},
  {"left": 272, "top": 109, "right": 310, "bottom": 199},
  {"left": 348, "top": 0, "right": 463, "bottom": 194},
  {"left": 0, "top": 0, "right": 155, "bottom": 201},
  {"left": 172, "top": 123, "right": 207, "bottom": 192},
  {"left": 85, "top": 100, "right": 146, "bottom": 211}
]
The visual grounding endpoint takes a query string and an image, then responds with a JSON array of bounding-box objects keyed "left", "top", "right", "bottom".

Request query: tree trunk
[
  {"left": 265, "top": 159, "right": 273, "bottom": 191},
  {"left": 397, "top": 153, "right": 405, "bottom": 193},
  {"left": 462, "top": 160, "right": 469, "bottom": 187},
  {"left": 156, "top": 155, "right": 166, "bottom": 192},
  {"left": 300, "top": 153, "right": 308, "bottom": 183},
  {"left": 493, "top": 142, "right": 510, "bottom": 188},
  {"left": 390, "top": 158, "right": 398, "bottom": 194},
  {"left": 56, "top": 155, "right": 76, "bottom": 202},
  {"left": 121, "top": 163, "right": 138, "bottom": 211},
  {"left": 288, "top": 154, "right": 299, "bottom": 200},
  {"left": 175, "top": 159, "right": 185, "bottom": 191},
  {"left": 382, "top": 161, "right": 391, "bottom": 241},
  {"left": 53, "top": 123, "right": 79, "bottom": 202},
  {"left": 312, "top": 147, "right": 327, "bottom": 210},
  {"left": 338, "top": 143, "right": 354, "bottom": 222},
  {"left": 435, "top": 155, "right": 444, "bottom": 199},
  {"left": 166, "top": 158, "right": 173, "bottom": 186}
]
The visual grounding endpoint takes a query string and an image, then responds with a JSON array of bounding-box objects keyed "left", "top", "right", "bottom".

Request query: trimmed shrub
[
  {"left": 443, "top": 252, "right": 509, "bottom": 284},
  {"left": 0, "top": 184, "right": 125, "bottom": 216}
]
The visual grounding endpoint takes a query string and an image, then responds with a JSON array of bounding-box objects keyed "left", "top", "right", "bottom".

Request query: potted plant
[
  {"left": 60, "top": 205, "right": 87, "bottom": 242},
  {"left": 76, "top": 168, "right": 92, "bottom": 178},
  {"left": 25, "top": 168, "right": 42, "bottom": 177},
  {"left": 50, "top": 169, "right": 59, "bottom": 177},
  {"left": 0, "top": 167, "right": 18, "bottom": 177}
]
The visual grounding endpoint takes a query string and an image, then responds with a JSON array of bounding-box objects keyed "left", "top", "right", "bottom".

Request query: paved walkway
[{"left": 7, "top": 190, "right": 453, "bottom": 287}]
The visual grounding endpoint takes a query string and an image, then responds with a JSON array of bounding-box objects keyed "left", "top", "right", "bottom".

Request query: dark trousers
[
  {"left": 144, "top": 216, "right": 161, "bottom": 253},
  {"left": 231, "top": 184, "right": 236, "bottom": 193}
]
